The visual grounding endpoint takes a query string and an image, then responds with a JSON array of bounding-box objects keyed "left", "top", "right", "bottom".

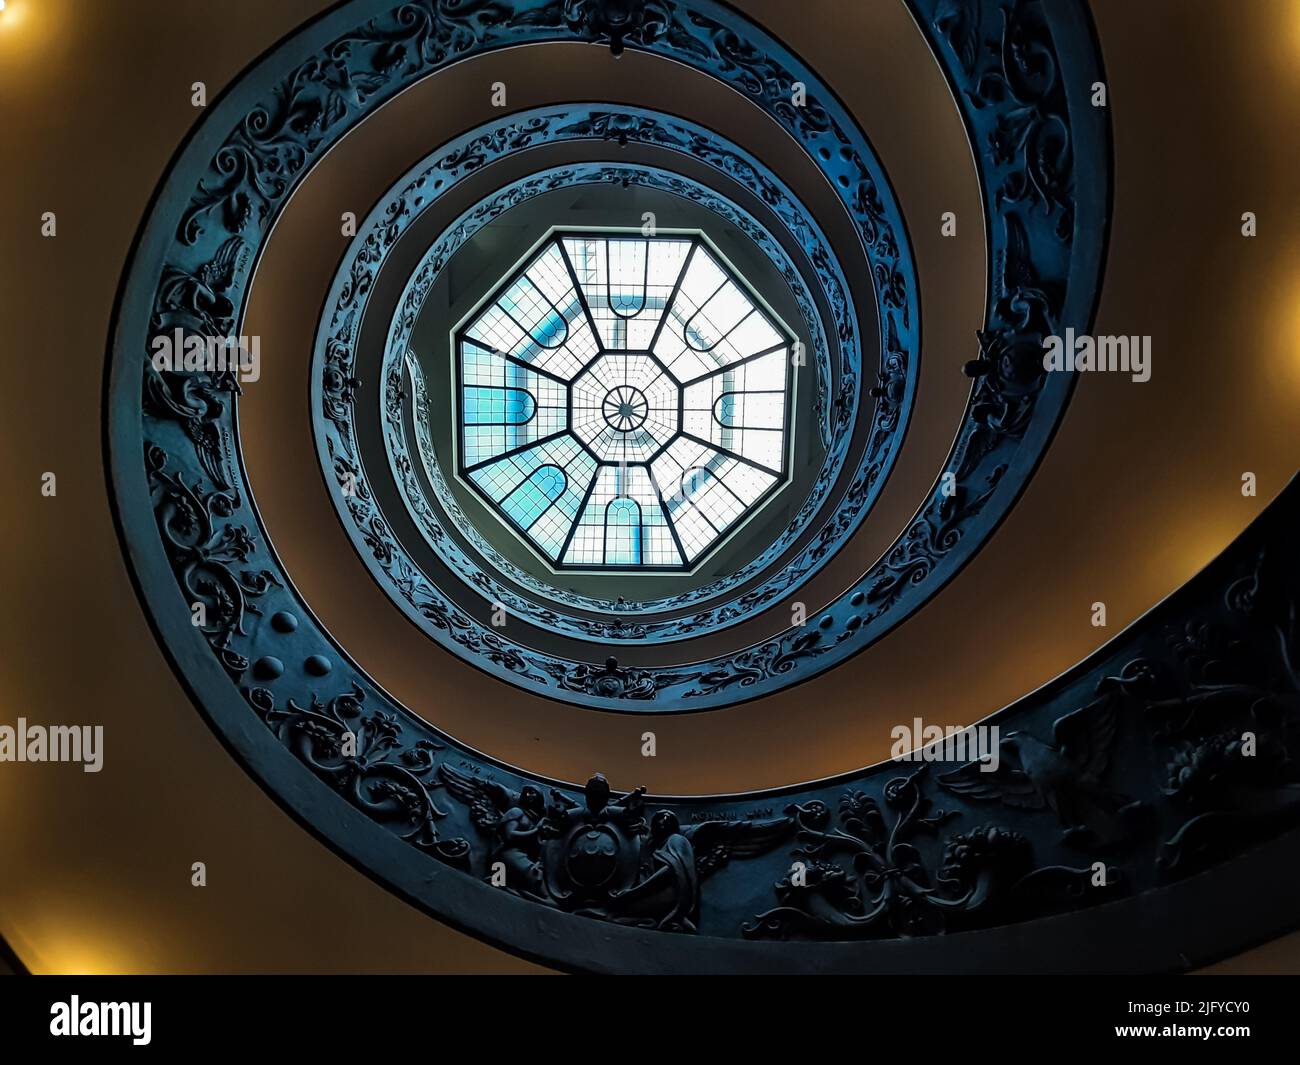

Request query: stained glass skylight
[{"left": 455, "top": 232, "right": 793, "bottom": 570}]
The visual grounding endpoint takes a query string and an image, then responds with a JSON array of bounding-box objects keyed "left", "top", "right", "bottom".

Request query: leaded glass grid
[{"left": 455, "top": 232, "right": 793, "bottom": 570}]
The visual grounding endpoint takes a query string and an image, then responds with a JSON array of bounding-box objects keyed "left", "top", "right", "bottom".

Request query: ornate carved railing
[{"left": 99, "top": 2, "right": 1300, "bottom": 975}]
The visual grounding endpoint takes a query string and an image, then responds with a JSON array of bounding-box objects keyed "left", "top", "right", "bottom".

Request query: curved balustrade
[{"left": 98, "top": 0, "right": 1300, "bottom": 974}]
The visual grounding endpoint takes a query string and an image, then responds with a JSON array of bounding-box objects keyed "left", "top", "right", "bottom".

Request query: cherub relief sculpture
[
  {"left": 438, "top": 766, "right": 549, "bottom": 900},
  {"left": 613, "top": 810, "right": 796, "bottom": 932},
  {"left": 439, "top": 768, "right": 794, "bottom": 933}
]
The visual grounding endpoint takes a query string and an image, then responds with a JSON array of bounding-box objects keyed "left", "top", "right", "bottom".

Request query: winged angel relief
[
  {"left": 938, "top": 696, "right": 1147, "bottom": 847},
  {"left": 438, "top": 767, "right": 793, "bottom": 933}
]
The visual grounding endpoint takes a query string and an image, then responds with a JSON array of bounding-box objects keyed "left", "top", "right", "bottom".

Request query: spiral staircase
[{"left": 3, "top": 0, "right": 1299, "bottom": 974}]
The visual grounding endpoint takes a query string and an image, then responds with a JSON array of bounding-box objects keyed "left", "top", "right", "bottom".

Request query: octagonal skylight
[{"left": 455, "top": 232, "right": 793, "bottom": 571}]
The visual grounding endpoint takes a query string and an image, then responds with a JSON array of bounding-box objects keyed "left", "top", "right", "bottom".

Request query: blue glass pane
[
  {"left": 500, "top": 278, "right": 568, "bottom": 348},
  {"left": 715, "top": 394, "right": 738, "bottom": 426},
  {"left": 605, "top": 499, "right": 642, "bottom": 564},
  {"left": 457, "top": 233, "right": 792, "bottom": 569},
  {"left": 681, "top": 465, "right": 715, "bottom": 497},
  {"left": 610, "top": 289, "right": 643, "bottom": 314},
  {"left": 463, "top": 387, "right": 536, "bottom": 425},
  {"left": 532, "top": 310, "right": 568, "bottom": 346},
  {"left": 503, "top": 465, "right": 567, "bottom": 529}
]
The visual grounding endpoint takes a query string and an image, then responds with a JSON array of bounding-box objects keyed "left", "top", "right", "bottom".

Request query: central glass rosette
[
  {"left": 599, "top": 385, "right": 649, "bottom": 433},
  {"left": 455, "top": 231, "right": 794, "bottom": 571},
  {"left": 573, "top": 356, "right": 677, "bottom": 460}
]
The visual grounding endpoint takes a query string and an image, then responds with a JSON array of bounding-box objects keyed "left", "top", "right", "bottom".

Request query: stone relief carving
[
  {"left": 439, "top": 766, "right": 795, "bottom": 932},
  {"left": 193, "top": 479, "right": 1299, "bottom": 945},
  {"left": 147, "top": 445, "right": 280, "bottom": 678},
  {"left": 247, "top": 683, "right": 472, "bottom": 864},
  {"left": 939, "top": 696, "right": 1147, "bottom": 848},
  {"left": 1099, "top": 547, "right": 1300, "bottom": 876},
  {"left": 744, "top": 767, "right": 1118, "bottom": 940}
]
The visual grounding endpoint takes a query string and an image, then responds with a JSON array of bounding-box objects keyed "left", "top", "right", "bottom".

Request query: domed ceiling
[
  {"left": 453, "top": 230, "right": 796, "bottom": 572},
  {"left": 3, "top": 0, "right": 1299, "bottom": 979}
]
